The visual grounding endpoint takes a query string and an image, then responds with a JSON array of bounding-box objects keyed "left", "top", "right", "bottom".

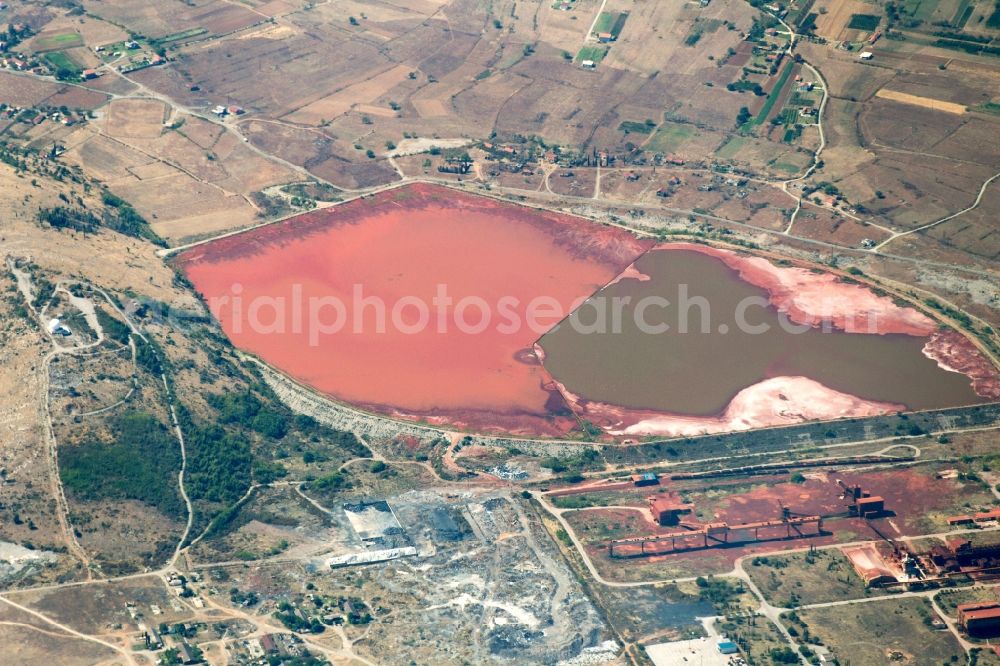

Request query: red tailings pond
[{"left": 177, "top": 185, "right": 999, "bottom": 438}]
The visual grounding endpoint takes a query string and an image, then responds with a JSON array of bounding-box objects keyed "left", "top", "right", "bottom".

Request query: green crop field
[
  {"left": 777, "top": 108, "right": 799, "bottom": 127},
  {"left": 33, "top": 31, "right": 83, "bottom": 52},
  {"left": 902, "top": 0, "right": 942, "bottom": 21},
  {"left": 155, "top": 27, "right": 208, "bottom": 45},
  {"left": 610, "top": 11, "right": 629, "bottom": 38},
  {"left": 750, "top": 61, "right": 795, "bottom": 127},
  {"left": 988, "top": 1, "right": 1000, "bottom": 28},
  {"left": 592, "top": 11, "right": 615, "bottom": 34},
  {"left": 646, "top": 122, "right": 694, "bottom": 153},
  {"left": 847, "top": 13, "right": 881, "bottom": 30},
  {"left": 575, "top": 45, "right": 608, "bottom": 63},
  {"left": 953, "top": 0, "right": 975, "bottom": 27},
  {"left": 973, "top": 100, "right": 1000, "bottom": 115},
  {"left": 619, "top": 120, "right": 655, "bottom": 135},
  {"left": 715, "top": 135, "right": 746, "bottom": 159},
  {"left": 43, "top": 51, "right": 82, "bottom": 76}
]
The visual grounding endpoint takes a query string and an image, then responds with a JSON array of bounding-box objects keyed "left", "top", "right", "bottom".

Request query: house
[
  {"left": 813, "top": 192, "right": 838, "bottom": 207},
  {"left": 260, "top": 634, "right": 278, "bottom": 653},
  {"left": 597, "top": 31, "right": 614, "bottom": 43},
  {"left": 859, "top": 51, "right": 874, "bottom": 60},
  {"left": 145, "top": 627, "right": 163, "bottom": 650},
  {"left": 580, "top": 59, "right": 596, "bottom": 69},
  {"left": 82, "top": 68, "right": 98, "bottom": 80},
  {"left": 227, "top": 105, "right": 244, "bottom": 115},
  {"left": 177, "top": 642, "right": 200, "bottom": 664},
  {"left": 718, "top": 640, "right": 739, "bottom": 655},
  {"left": 211, "top": 105, "right": 227, "bottom": 116}
]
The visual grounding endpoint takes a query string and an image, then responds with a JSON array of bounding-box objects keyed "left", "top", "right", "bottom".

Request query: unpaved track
[
  {"left": 874, "top": 172, "right": 1000, "bottom": 251},
  {"left": 0, "top": 596, "right": 136, "bottom": 665}
]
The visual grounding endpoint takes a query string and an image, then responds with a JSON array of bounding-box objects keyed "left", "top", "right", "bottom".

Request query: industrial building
[
  {"left": 609, "top": 513, "right": 824, "bottom": 558},
  {"left": 947, "top": 508, "right": 1000, "bottom": 526},
  {"left": 927, "top": 536, "right": 1000, "bottom": 577},
  {"left": 838, "top": 481, "right": 885, "bottom": 518},
  {"left": 631, "top": 472, "right": 659, "bottom": 487},
  {"left": 958, "top": 602, "right": 1000, "bottom": 637},
  {"left": 842, "top": 543, "right": 901, "bottom": 587},
  {"left": 647, "top": 494, "right": 692, "bottom": 526}
]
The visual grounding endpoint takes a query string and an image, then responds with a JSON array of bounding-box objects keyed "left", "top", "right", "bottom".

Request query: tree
[{"left": 736, "top": 106, "right": 752, "bottom": 126}]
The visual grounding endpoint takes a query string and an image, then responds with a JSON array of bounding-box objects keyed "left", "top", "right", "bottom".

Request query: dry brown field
[
  {"left": 80, "top": 0, "right": 262, "bottom": 38},
  {"left": 0, "top": 70, "right": 107, "bottom": 108},
  {"left": 813, "top": 0, "right": 876, "bottom": 42},
  {"left": 792, "top": 205, "right": 893, "bottom": 246}
]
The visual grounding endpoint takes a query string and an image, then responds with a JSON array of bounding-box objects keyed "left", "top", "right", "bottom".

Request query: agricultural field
[
  {"left": 644, "top": 121, "right": 697, "bottom": 154},
  {"left": 576, "top": 44, "right": 609, "bottom": 62},
  {"left": 27, "top": 30, "right": 84, "bottom": 53}
]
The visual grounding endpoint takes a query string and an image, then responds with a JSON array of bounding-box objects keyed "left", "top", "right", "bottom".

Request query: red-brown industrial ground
[
  {"left": 176, "top": 183, "right": 651, "bottom": 435},
  {"left": 565, "top": 467, "right": 995, "bottom": 580}
]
